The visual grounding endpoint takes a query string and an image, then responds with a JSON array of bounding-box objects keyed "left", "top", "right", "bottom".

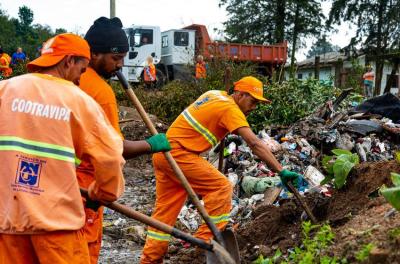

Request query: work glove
[
  {"left": 145, "top": 133, "right": 171, "bottom": 153},
  {"left": 85, "top": 197, "right": 101, "bottom": 212},
  {"left": 279, "top": 169, "right": 302, "bottom": 190}
]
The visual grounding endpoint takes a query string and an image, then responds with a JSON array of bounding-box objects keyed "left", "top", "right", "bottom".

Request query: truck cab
[
  {"left": 159, "top": 29, "right": 196, "bottom": 81},
  {"left": 122, "top": 25, "right": 161, "bottom": 83}
]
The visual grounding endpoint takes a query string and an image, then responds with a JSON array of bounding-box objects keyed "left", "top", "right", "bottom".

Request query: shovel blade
[{"left": 206, "top": 228, "right": 240, "bottom": 264}]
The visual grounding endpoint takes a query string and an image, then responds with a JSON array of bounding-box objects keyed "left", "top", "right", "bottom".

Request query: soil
[{"left": 238, "top": 160, "right": 400, "bottom": 263}]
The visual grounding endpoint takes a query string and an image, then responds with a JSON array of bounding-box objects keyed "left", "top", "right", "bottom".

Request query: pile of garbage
[{"left": 177, "top": 93, "right": 400, "bottom": 231}]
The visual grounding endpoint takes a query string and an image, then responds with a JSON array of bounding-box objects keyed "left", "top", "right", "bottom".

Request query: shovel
[
  {"left": 116, "top": 71, "right": 240, "bottom": 263},
  {"left": 287, "top": 182, "right": 317, "bottom": 223},
  {"left": 80, "top": 189, "right": 235, "bottom": 264}
]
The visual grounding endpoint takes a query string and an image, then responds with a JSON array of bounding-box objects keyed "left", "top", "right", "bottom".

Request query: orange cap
[
  {"left": 233, "top": 76, "right": 271, "bottom": 103},
  {"left": 27, "top": 33, "right": 91, "bottom": 72}
]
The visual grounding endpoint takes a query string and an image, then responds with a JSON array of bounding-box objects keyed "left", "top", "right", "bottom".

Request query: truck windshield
[
  {"left": 130, "top": 29, "right": 153, "bottom": 47},
  {"left": 174, "top": 32, "right": 189, "bottom": 46}
]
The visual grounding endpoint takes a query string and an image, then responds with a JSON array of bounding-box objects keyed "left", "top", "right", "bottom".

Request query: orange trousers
[
  {"left": 0, "top": 230, "right": 90, "bottom": 264},
  {"left": 140, "top": 148, "right": 233, "bottom": 264},
  {"left": 77, "top": 171, "right": 104, "bottom": 264}
]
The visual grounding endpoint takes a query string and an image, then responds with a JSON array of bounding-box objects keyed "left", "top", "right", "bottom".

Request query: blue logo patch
[
  {"left": 194, "top": 96, "right": 210, "bottom": 108},
  {"left": 16, "top": 159, "right": 42, "bottom": 187}
]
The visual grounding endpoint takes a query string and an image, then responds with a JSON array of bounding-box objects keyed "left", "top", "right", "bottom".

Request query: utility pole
[{"left": 110, "top": 0, "right": 116, "bottom": 18}]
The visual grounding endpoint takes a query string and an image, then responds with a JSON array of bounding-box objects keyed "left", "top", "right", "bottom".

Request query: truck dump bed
[{"left": 183, "top": 24, "right": 287, "bottom": 65}]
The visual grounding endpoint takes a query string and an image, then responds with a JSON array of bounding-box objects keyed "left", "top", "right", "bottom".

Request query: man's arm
[
  {"left": 122, "top": 133, "right": 171, "bottom": 159},
  {"left": 123, "top": 140, "right": 151, "bottom": 159},
  {"left": 235, "top": 126, "right": 283, "bottom": 172}
]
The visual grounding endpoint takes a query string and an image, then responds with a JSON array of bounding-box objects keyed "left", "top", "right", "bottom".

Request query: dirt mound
[{"left": 237, "top": 160, "right": 400, "bottom": 261}]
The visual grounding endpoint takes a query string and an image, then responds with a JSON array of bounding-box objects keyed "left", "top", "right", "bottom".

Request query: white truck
[{"left": 121, "top": 25, "right": 196, "bottom": 86}]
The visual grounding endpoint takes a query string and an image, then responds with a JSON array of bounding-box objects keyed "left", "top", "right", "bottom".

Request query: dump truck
[{"left": 121, "top": 24, "right": 287, "bottom": 85}]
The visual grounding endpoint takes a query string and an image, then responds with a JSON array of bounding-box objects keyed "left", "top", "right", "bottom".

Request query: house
[{"left": 286, "top": 51, "right": 399, "bottom": 95}]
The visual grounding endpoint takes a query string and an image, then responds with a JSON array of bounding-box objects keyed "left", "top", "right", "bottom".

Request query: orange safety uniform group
[
  {"left": 141, "top": 90, "right": 249, "bottom": 263},
  {"left": 0, "top": 73, "right": 125, "bottom": 263},
  {"left": 195, "top": 61, "right": 206, "bottom": 79},
  {"left": 144, "top": 63, "right": 156, "bottom": 82},
  {"left": 77, "top": 66, "right": 124, "bottom": 263},
  {"left": 0, "top": 52, "right": 12, "bottom": 77}
]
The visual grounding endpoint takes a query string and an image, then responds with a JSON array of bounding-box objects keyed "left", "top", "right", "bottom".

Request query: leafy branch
[{"left": 321, "top": 149, "right": 360, "bottom": 189}]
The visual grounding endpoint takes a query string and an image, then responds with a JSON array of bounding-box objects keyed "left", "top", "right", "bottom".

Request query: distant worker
[
  {"left": 143, "top": 55, "right": 156, "bottom": 89},
  {"left": 0, "top": 33, "right": 125, "bottom": 263},
  {"left": 11, "top": 47, "right": 27, "bottom": 65},
  {"left": 140, "top": 76, "right": 302, "bottom": 263},
  {"left": 0, "top": 48, "right": 12, "bottom": 77},
  {"left": 363, "top": 66, "right": 374, "bottom": 98},
  {"left": 141, "top": 36, "right": 149, "bottom": 45},
  {"left": 195, "top": 55, "right": 207, "bottom": 79},
  {"left": 81, "top": 17, "right": 171, "bottom": 263}
]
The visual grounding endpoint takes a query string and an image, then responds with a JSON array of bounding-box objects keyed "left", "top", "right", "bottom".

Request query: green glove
[
  {"left": 279, "top": 169, "right": 302, "bottom": 189},
  {"left": 145, "top": 133, "right": 171, "bottom": 153}
]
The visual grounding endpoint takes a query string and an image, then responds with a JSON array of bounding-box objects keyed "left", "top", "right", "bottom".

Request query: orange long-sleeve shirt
[
  {"left": 77, "top": 67, "right": 123, "bottom": 189},
  {"left": 0, "top": 73, "right": 125, "bottom": 234},
  {"left": 167, "top": 90, "right": 249, "bottom": 153},
  {"left": 0, "top": 53, "right": 12, "bottom": 77}
]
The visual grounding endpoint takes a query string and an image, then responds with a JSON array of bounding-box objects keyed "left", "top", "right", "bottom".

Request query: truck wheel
[{"left": 155, "top": 69, "right": 166, "bottom": 88}]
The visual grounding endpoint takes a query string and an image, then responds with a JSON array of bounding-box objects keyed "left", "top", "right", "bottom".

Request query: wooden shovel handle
[{"left": 116, "top": 71, "right": 225, "bottom": 245}]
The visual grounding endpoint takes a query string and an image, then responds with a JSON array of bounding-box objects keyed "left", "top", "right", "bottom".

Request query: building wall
[{"left": 287, "top": 55, "right": 399, "bottom": 95}]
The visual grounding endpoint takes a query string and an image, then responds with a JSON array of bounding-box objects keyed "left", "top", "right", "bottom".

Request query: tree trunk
[
  {"left": 374, "top": 59, "right": 384, "bottom": 96},
  {"left": 314, "top": 56, "right": 320, "bottom": 80},
  {"left": 289, "top": 3, "right": 300, "bottom": 78},
  {"left": 384, "top": 59, "right": 399, "bottom": 94},
  {"left": 374, "top": 0, "right": 385, "bottom": 95},
  {"left": 334, "top": 59, "right": 343, "bottom": 88},
  {"left": 274, "top": 0, "right": 286, "bottom": 43}
]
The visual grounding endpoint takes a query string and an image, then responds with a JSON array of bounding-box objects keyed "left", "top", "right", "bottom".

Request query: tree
[
  {"left": 219, "top": 0, "right": 325, "bottom": 77},
  {"left": 286, "top": 0, "right": 325, "bottom": 76},
  {"left": 0, "top": 9, "right": 17, "bottom": 54},
  {"left": 0, "top": 5, "right": 62, "bottom": 61},
  {"left": 306, "top": 36, "right": 341, "bottom": 58},
  {"left": 327, "top": 0, "right": 400, "bottom": 95}
]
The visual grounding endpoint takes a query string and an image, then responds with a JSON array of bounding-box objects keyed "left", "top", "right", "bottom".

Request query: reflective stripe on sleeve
[
  {"left": 182, "top": 109, "right": 218, "bottom": 147},
  {"left": 146, "top": 230, "right": 171, "bottom": 242},
  {"left": 0, "top": 136, "right": 77, "bottom": 164}
]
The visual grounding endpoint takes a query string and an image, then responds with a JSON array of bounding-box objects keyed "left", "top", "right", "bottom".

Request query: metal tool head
[{"left": 206, "top": 228, "right": 240, "bottom": 264}]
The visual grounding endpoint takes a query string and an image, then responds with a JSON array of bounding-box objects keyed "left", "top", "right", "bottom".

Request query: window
[
  {"left": 298, "top": 73, "right": 303, "bottom": 79},
  {"left": 174, "top": 31, "right": 189, "bottom": 46},
  {"left": 162, "top": 36, "right": 168, "bottom": 48},
  {"left": 129, "top": 29, "right": 153, "bottom": 47}
]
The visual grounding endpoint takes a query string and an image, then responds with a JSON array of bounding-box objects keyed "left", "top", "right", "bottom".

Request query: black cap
[{"left": 85, "top": 17, "right": 129, "bottom": 54}]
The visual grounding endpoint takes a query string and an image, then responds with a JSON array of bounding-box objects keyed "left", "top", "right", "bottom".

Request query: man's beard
[
  {"left": 97, "top": 59, "right": 120, "bottom": 79},
  {"left": 98, "top": 67, "right": 114, "bottom": 79}
]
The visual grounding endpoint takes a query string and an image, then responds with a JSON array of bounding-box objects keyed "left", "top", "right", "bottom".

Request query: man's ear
[
  {"left": 63, "top": 55, "right": 75, "bottom": 68},
  {"left": 91, "top": 52, "right": 100, "bottom": 60}
]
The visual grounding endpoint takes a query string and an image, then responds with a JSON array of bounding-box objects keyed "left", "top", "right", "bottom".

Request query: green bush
[{"left": 248, "top": 78, "right": 338, "bottom": 131}]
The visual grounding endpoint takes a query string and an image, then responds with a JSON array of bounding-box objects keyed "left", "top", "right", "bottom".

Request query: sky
[{"left": 1, "top": 0, "right": 356, "bottom": 61}]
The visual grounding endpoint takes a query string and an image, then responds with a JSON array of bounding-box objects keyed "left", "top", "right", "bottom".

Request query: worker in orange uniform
[
  {"left": 144, "top": 55, "right": 156, "bottom": 89},
  {"left": 140, "top": 76, "right": 302, "bottom": 263},
  {"left": 195, "top": 55, "right": 207, "bottom": 79},
  {"left": 80, "top": 17, "right": 171, "bottom": 264},
  {"left": 363, "top": 66, "right": 374, "bottom": 98},
  {"left": 0, "top": 33, "right": 125, "bottom": 263},
  {"left": 0, "top": 48, "right": 12, "bottom": 78}
]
